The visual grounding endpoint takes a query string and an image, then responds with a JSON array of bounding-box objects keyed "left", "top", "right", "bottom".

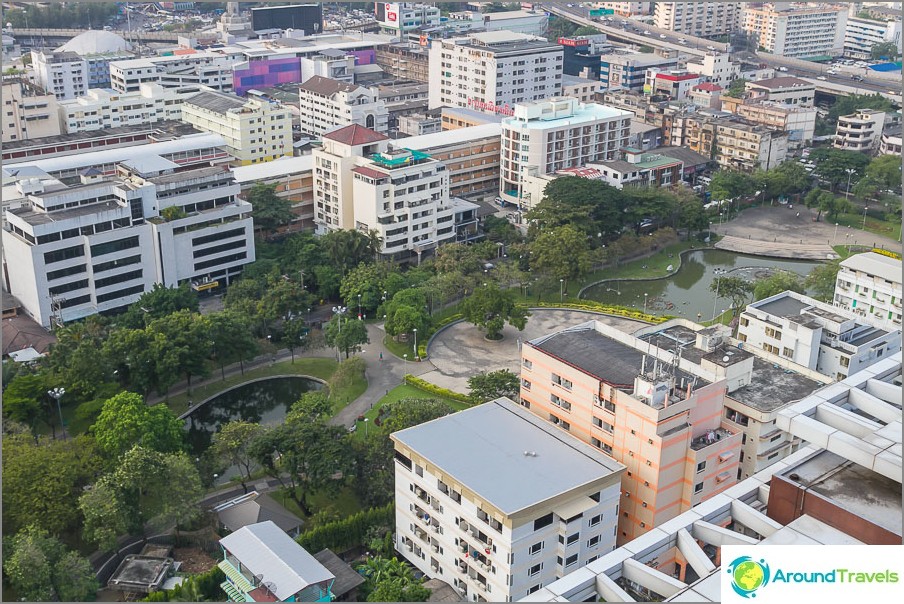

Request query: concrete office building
[
  {"left": 653, "top": 2, "right": 741, "bottom": 37},
  {"left": 834, "top": 251, "right": 903, "bottom": 329},
  {"left": 844, "top": 14, "right": 902, "bottom": 59},
  {"left": 58, "top": 83, "right": 201, "bottom": 134},
  {"left": 598, "top": 53, "right": 681, "bottom": 92},
  {"left": 231, "top": 156, "right": 316, "bottom": 233},
  {"left": 685, "top": 53, "right": 741, "bottom": 89},
  {"left": 520, "top": 321, "right": 745, "bottom": 544},
  {"left": 745, "top": 77, "right": 815, "bottom": 108},
  {"left": 429, "top": 31, "right": 563, "bottom": 115},
  {"left": 447, "top": 9, "right": 549, "bottom": 37},
  {"left": 1, "top": 78, "right": 62, "bottom": 143},
  {"left": 376, "top": 3, "right": 441, "bottom": 37},
  {"left": 834, "top": 108, "right": 887, "bottom": 154},
  {"left": 521, "top": 353, "right": 902, "bottom": 602},
  {"left": 3, "top": 158, "right": 254, "bottom": 328},
  {"left": 738, "top": 291, "right": 901, "bottom": 382},
  {"left": 297, "top": 76, "right": 389, "bottom": 137},
  {"left": 644, "top": 70, "right": 702, "bottom": 101},
  {"left": 181, "top": 90, "right": 293, "bottom": 165},
  {"left": 109, "top": 52, "right": 234, "bottom": 93},
  {"left": 498, "top": 98, "right": 632, "bottom": 207},
  {"left": 53, "top": 30, "right": 134, "bottom": 89},
  {"left": 719, "top": 96, "right": 817, "bottom": 149},
  {"left": 300, "top": 49, "right": 357, "bottom": 85},
  {"left": 30, "top": 50, "right": 88, "bottom": 100},
  {"left": 392, "top": 398, "right": 625, "bottom": 602},
  {"left": 742, "top": 3, "right": 848, "bottom": 59},
  {"left": 562, "top": 75, "right": 602, "bottom": 103}
]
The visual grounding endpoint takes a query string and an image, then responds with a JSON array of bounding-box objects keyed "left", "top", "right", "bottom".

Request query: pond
[
  {"left": 581, "top": 249, "right": 821, "bottom": 320},
  {"left": 184, "top": 376, "right": 323, "bottom": 457}
]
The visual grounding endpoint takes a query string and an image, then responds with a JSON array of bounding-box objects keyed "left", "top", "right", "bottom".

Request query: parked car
[{"left": 777, "top": 66, "right": 788, "bottom": 72}]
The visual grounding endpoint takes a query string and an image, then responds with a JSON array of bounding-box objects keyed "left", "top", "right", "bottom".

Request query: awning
[{"left": 555, "top": 496, "right": 598, "bottom": 521}]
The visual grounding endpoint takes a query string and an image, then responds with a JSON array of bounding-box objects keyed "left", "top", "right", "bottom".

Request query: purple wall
[{"left": 233, "top": 51, "right": 377, "bottom": 96}]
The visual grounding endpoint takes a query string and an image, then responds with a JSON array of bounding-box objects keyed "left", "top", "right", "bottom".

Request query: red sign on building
[{"left": 557, "top": 37, "right": 590, "bottom": 47}]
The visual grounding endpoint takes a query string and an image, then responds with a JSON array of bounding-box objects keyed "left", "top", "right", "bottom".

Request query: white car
[
  {"left": 817, "top": 76, "right": 827, "bottom": 81},
  {"left": 706, "top": 45, "right": 716, "bottom": 51},
  {"left": 826, "top": 69, "right": 837, "bottom": 75},
  {"left": 678, "top": 38, "right": 687, "bottom": 44},
  {"left": 777, "top": 66, "right": 789, "bottom": 72},
  {"left": 643, "top": 30, "right": 651, "bottom": 35}
]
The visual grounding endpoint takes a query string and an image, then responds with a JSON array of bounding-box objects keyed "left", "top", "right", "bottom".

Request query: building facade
[
  {"left": 834, "top": 109, "right": 887, "bottom": 154},
  {"left": 669, "top": 113, "right": 789, "bottom": 172},
  {"left": 231, "top": 156, "right": 316, "bottom": 233},
  {"left": 520, "top": 321, "right": 744, "bottom": 544},
  {"left": 720, "top": 96, "right": 817, "bottom": 149},
  {"left": 391, "top": 398, "right": 624, "bottom": 602},
  {"left": 58, "top": 83, "right": 201, "bottom": 134},
  {"left": 653, "top": 2, "right": 741, "bottom": 37},
  {"left": 742, "top": 3, "right": 848, "bottom": 59},
  {"left": 181, "top": 90, "right": 293, "bottom": 165},
  {"left": 880, "top": 124, "right": 902, "bottom": 155},
  {"left": 738, "top": 291, "right": 901, "bottom": 382},
  {"left": 595, "top": 2, "right": 652, "bottom": 17},
  {"left": 1, "top": 78, "right": 62, "bottom": 143},
  {"left": 590, "top": 148, "right": 683, "bottom": 189},
  {"left": 297, "top": 76, "right": 390, "bottom": 137},
  {"left": 31, "top": 50, "right": 88, "bottom": 100},
  {"left": 834, "top": 251, "right": 903, "bottom": 329},
  {"left": 745, "top": 77, "right": 815, "bottom": 108},
  {"left": 499, "top": 98, "right": 632, "bottom": 206},
  {"left": 109, "top": 53, "right": 234, "bottom": 93},
  {"left": 843, "top": 15, "right": 902, "bottom": 60},
  {"left": 685, "top": 53, "right": 741, "bottom": 89},
  {"left": 3, "top": 158, "right": 255, "bottom": 327},
  {"left": 376, "top": 3, "right": 442, "bottom": 36},
  {"left": 429, "top": 31, "right": 563, "bottom": 115},
  {"left": 447, "top": 9, "right": 549, "bottom": 37},
  {"left": 644, "top": 70, "right": 702, "bottom": 101},
  {"left": 598, "top": 53, "right": 681, "bottom": 92}
]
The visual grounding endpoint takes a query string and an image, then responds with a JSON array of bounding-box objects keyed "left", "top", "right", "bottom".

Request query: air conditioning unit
[
  {"left": 459, "top": 542, "right": 468, "bottom": 553},
  {"left": 433, "top": 544, "right": 441, "bottom": 553},
  {"left": 593, "top": 394, "right": 600, "bottom": 404}
]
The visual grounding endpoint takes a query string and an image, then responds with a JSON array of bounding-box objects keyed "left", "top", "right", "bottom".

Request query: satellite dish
[{"left": 264, "top": 581, "right": 278, "bottom": 596}]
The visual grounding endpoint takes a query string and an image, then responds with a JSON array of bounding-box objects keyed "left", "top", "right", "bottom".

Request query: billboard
[
  {"left": 251, "top": 4, "right": 323, "bottom": 34},
  {"left": 377, "top": 3, "right": 401, "bottom": 25}
]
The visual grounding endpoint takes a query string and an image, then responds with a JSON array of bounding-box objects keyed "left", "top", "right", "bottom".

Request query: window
[
  {"left": 533, "top": 513, "right": 553, "bottom": 531},
  {"left": 840, "top": 356, "right": 850, "bottom": 368},
  {"left": 528, "top": 563, "right": 542, "bottom": 577},
  {"left": 694, "top": 482, "right": 704, "bottom": 493},
  {"left": 522, "top": 359, "right": 532, "bottom": 370},
  {"left": 44, "top": 245, "right": 85, "bottom": 265},
  {"left": 696, "top": 461, "right": 706, "bottom": 473},
  {"left": 522, "top": 379, "right": 531, "bottom": 390},
  {"left": 765, "top": 327, "right": 782, "bottom": 339},
  {"left": 90, "top": 236, "right": 139, "bottom": 257},
  {"left": 530, "top": 542, "right": 543, "bottom": 555},
  {"left": 96, "top": 284, "right": 144, "bottom": 304},
  {"left": 566, "top": 533, "right": 579, "bottom": 545},
  {"left": 565, "top": 554, "right": 578, "bottom": 567},
  {"left": 739, "top": 316, "right": 749, "bottom": 327},
  {"left": 527, "top": 585, "right": 541, "bottom": 595},
  {"left": 589, "top": 514, "right": 602, "bottom": 527},
  {"left": 588, "top": 536, "right": 600, "bottom": 547},
  {"left": 783, "top": 347, "right": 794, "bottom": 358}
]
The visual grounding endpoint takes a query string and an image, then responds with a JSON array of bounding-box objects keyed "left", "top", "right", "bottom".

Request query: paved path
[
  {"left": 422, "top": 309, "right": 647, "bottom": 394},
  {"left": 711, "top": 205, "right": 900, "bottom": 258}
]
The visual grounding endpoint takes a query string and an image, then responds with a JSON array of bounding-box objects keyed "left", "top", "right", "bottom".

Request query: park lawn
[
  {"left": 382, "top": 334, "right": 416, "bottom": 360},
  {"left": 350, "top": 384, "right": 471, "bottom": 441},
  {"left": 328, "top": 361, "right": 368, "bottom": 416},
  {"left": 160, "top": 357, "right": 339, "bottom": 413},
  {"left": 273, "top": 484, "right": 363, "bottom": 522},
  {"left": 834, "top": 211, "right": 901, "bottom": 241}
]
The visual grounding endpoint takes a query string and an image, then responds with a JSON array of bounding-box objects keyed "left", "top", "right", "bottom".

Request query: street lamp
[
  {"left": 833, "top": 222, "right": 839, "bottom": 245},
  {"left": 559, "top": 278, "right": 564, "bottom": 302},
  {"left": 403, "top": 353, "right": 408, "bottom": 374},
  {"left": 47, "top": 387, "right": 65, "bottom": 439},
  {"left": 845, "top": 168, "right": 856, "bottom": 201},
  {"left": 357, "top": 294, "right": 362, "bottom": 319},
  {"left": 643, "top": 293, "right": 649, "bottom": 314},
  {"left": 862, "top": 206, "right": 869, "bottom": 230},
  {"left": 413, "top": 328, "right": 418, "bottom": 360},
  {"left": 364, "top": 417, "right": 369, "bottom": 437}
]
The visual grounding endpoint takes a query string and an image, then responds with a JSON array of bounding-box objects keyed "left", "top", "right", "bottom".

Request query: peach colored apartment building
[{"left": 519, "top": 321, "right": 743, "bottom": 544}]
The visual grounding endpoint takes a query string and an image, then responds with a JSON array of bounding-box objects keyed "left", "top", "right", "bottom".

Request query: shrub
[
  {"left": 403, "top": 375, "right": 472, "bottom": 403},
  {"left": 296, "top": 504, "right": 394, "bottom": 554},
  {"left": 532, "top": 301, "right": 671, "bottom": 324}
]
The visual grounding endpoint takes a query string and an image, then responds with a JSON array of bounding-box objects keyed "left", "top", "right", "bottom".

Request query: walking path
[{"left": 715, "top": 235, "right": 835, "bottom": 260}]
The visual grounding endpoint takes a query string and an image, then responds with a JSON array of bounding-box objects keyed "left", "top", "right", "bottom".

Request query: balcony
[{"left": 690, "top": 427, "right": 733, "bottom": 451}]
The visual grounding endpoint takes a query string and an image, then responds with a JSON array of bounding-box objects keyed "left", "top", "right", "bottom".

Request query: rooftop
[
  {"left": 56, "top": 29, "right": 132, "bottom": 56},
  {"left": 220, "top": 521, "right": 334, "bottom": 601},
  {"left": 214, "top": 492, "right": 304, "bottom": 535},
  {"left": 505, "top": 101, "right": 631, "bottom": 129},
  {"left": 391, "top": 398, "right": 624, "bottom": 516},
  {"left": 322, "top": 123, "right": 389, "bottom": 146},
  {"left": 747, "top": 76, "right": 813, "bottom": 90},
  {"left": 107, "top": 555, "right": 173, "bottom": 593},
  {"left": 231, "top": 155, "right": 313, "bottom": 183},
  {"left": 311, "top": 550, "right": 365, "bottom": 597},
  {"left": 598, "top": 52, "right": 679, "bottom": 67},
  {"left": 2, "top": 121, "right": 200, "bottom": 152},
  {"left": 647, "top": 145, "right": 712, "bottom": 167},
  {"left": 185, "top": 90, "right": 248, "bottom": 113},
  {"left": 840, "top": 251, "right": 902, "bottom": 285},
  {"left": 401, "top": 122, "right": 502, "bottom": 151},
  {"left": 298, "top": 75, "right": 361, "bottom": 96}
]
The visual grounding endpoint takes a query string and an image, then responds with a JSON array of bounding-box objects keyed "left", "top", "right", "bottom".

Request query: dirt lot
[{"left": 173, "top": 547, "right": 217, "bottom": 574}]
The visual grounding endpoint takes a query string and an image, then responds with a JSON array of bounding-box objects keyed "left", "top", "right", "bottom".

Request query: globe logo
[{"left": 727, "top": 556, "right": 771, "bottom": 598}]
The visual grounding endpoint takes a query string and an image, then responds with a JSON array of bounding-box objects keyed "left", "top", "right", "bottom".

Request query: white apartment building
[
  {"left": 3, "top": 158, "right": 255, "bottom": 328},
  {"left": 653, "top": 2, "right": 741, "bottom": 37},
  {"left": 834, "top": 108, "right": 887, "bottom": 154},
  {"left": 300, "top": 49, "right": 356, "bottom": 84},
  {"left": 499, "top": 98, "right": 632, "bottom": 207},
  {"left": 31, "top": 51, "right": 88, "bottom": 100},
  {"left": 58, "top": 83, "right": 202, "bottom": 134},
  {"left": 721, "top": 96, "right": 817, "bottom": 149},
  {"left": 745, "top": 76, "right": 815, "bottom": 108},
  {"left": 391, "top": 398, "right": 624, "bottom": 603},
  {"left": 109, "top": 53, "right": 234, "bottom": 93},
  {"left": 598, "top": 53, "right": 681, "bottom": 92},
  {"left": 685, "top": 53, "right": 740, "bottom": 89},
  {"left": 880, "top": 124, "right": 902, "bottom": 155},
  {"left": 561, "top": 75, "right": 601, "bottom": 103},
  {"left": 297, "top": 76, "right": 389, "bottom": 137},
  {"left": 181, "top": 90, "right": 293, "bottom": 166},
  {"left": 447, "top": 10, "right": 549, "bottom": 37},
  {"left": 594, "top": 3, "right": 652, "bottom": 17},
  {"left": 54, "top": 30, "right": 134, "bottom": 88},
  {"left": 742, "top": 3, "right": 848, "bottom": 59},
  {"left": 835, "top": 251, "right": 903, "bottom": 329},
  {"left": 429, "top": 31, "right": 563, "bottom": 115},
  {"left": 1, "top": 78, "right": 62, "bottom": 143},
  {"left": 844, "top": 15, "right": 902, "bottom": 59},
  {"left": 738, "top": 290, "right": 901, "bottom": 382},
  {"left": 376, "top": 2, "right": 441, "bottom": 36}
]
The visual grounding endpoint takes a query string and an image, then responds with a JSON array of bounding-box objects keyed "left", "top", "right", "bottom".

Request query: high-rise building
[
  {"left": 498, "top": 97, "right": 633, "bottom": 207},
  {"left": 653, "top": 2, "right": 741, "bottom": 37},
  {"left": 3, "top": 158, "right": 254, "bottom": 327},
  {"left": 391, "top": 397, "right": 625, "bottom": 602},
  {"left": 297, "top": 76, "right": 389, "bottom": 137},
  {"left": 743, "top": 2, "right": 848, "bottom": 59},
  {"left": 30, "top": 50, "right": 88, "bottom": 100},
  {"left": 834, "top": 251, "right": 903, "bottom": 329},
  {"left": 1, "top": 78, "right": 62, "bottom": 143},
  {"left": 181, "top": 89, "right": 293, "bottom": 165},
  {"left": 429, "top": 31, "right": 563, "bottom": 115}
]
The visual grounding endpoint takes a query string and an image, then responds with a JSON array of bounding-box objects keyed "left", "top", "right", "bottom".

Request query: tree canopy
[
  {"left": 92, "top": 392, "right": 185, "bottom": 459},
  {"left": 459, "top": 283, "right": 529, "bottom": 340},
  {"left": 468, "top": 370, "right": 520, "bottom": 402},
  {"left": 248, "top": 183, "right": 294, "bottom": 235},
  {"left": 711, "top": 276, "right": 755, "bottom": 317},
  {"left": 3, "top": 525, "right": 98, "bottom": 602},
  {"left": 324, "top": 315, "right": 370, "bottom": 358},
  {"left": 754, "top": 270, "right": 806, "bottom": 301}
]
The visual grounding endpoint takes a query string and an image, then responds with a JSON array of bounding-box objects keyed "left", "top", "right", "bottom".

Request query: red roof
[
  {"left": 351, "top": 165, "right": 388, "bottom": 180},
  {"left": 693, "top": 82, "right": 722, "bottom": 92},
  {"left": 323, "top": 124, "right": 389, "bottom": 146},
  {"left": 656, "top": 72, "right": 700, "bottom": 82}
]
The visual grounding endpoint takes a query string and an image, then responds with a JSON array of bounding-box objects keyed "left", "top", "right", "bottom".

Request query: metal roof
[
  {"left": 219, "top": 521, "right": 334, "bottom": 601},
  {"left": 840, "top": 252, "right": 902, "bottom": 285},
  {"left": 186, "top": 91, "right": 248, "bottom": 113},
  {"left": 391, "top": 398, "right": 624, "bottom": 516}
]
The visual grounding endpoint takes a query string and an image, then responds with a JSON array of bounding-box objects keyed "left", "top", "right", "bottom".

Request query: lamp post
[
  {"left": 845, "top": 168, "right": 856, "bottom": 201},
  {"left": 47, "top": 387, "right": 65, "bottom": 439},
  {"left": 862, "top": 205, "right": 869, "bottom": 230},
  {"left": 833, "top": 222, "right": 839, "bottom": 245},
  {"left": 403, "top": 353, "right": 408, "bottom": 374},
  {"left": 643, "top": 293, "right": 649, "bottom": 314},
  {"left": 364, "top": 417, "right": 369, "bottom": 438},
  {"left": 559, "top": 278, "right": 564, "bottom": 302},
  {"left": 331, "top": 306, "right": 347, "bottom": 359},
  {"left": 357, "top": 294, "right": 362, "bottom": 319},
  {"left": 413, "top": 328, "right": 418, "bottom": 360}
]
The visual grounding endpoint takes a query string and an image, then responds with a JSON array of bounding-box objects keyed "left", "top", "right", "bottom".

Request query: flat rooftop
[
  {"left": 756, "top": 295, "right": 809, "bottom": 317},
  {"left": 107, "top": 555, "right": 173, "bottom": 593},
  {"left": 391, "top": 398, "right": 623, "bottom": 516},
  {"left": 2, "top": 121, "right": 198, "bottom": 150},
  {"left": 778, "top": 450, "right": 902, "bottom": 536},
  {"left": 729, "top": 357, "right": 823, "bottom": 412}
]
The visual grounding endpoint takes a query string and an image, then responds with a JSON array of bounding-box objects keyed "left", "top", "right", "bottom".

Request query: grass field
[{"left": 350, "top": 384, "right": 472, "bottom": 441}]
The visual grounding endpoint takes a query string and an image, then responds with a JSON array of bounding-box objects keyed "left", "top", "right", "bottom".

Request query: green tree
[
  {"left": 754, "top": 270, "right": 806, "bottom": 301},
  {"left": 725, "top": 78, "right": 748, "bottom": 98},
  {"left": 481, "top": 2, "right": 521, "bottom": 13},
  {"left": 1, "top": 372, "right": 54, "bottom": 439},
  {"left": 809, "top": 148, "right": 871, "bottom": 192},
  {"left": 92, "top": 392, "right": 185, "bottom": 459},
  {"left": 482, "top": 215, "right": 522, "bottom": 244},
  {"left": 3, "top": 525, "right": 98, "bottom": 602},
  {"left": 805, "top": 261, "right": 842, "bottom": 302},
  {"left": 321, "top": 229, "right": 382, "bottom": 275},
  {"left": 709, "top": 170, "right": 753, "bottom": 202},
  {"left": 676, "top": 196, "right": 709, "bottom": 236},
  {"left": 340, "top": 261, "right": 396, "bottom": 315},
  {"left": 146, "top": 309, "right": 212, "bottom": 394},
  {"left": 865, "top": 154, "right": 902, "bottom": 191},
  {"left": 208, "top": 310, "right": 258, "bottom": 376},
  {"left": 2, "top": 434, "right": 101, "bottom": 538},
  {"left": 120, "top": 283, "right": 199, "bottom": 329},
  {"left": 101, "top": 326, "right": 161, "bottom": 395},
  {"left": 248, "top": 183, "right": 293, "bottom": 235},
  {"left": 282, "top": 316, "right": 310, "bottom": 364},
  {"left": 324, "top": 314, "right": 370, "bottom": 358},
  {"left": 210, "top": 421, "right": 264, "bottom": 494},
  {"left": 459, "top": 283, "right": 529, "bottom": 340},
  {"left": 46, "top": 316, "right": 112, "bottom": 398},
  {"left": 257, "top": 273, "right": 312, "bottom": 330},
  {"left": 529, "top": 224, "right": 593, "bottom": 288},
  {"left": 711, "top": 276, "right": 754, "bottom": 317},
  {"left": 526, "top": 176, "right": 624, "bottom": 239},
  {"left": 871, "top": 41, "right": 899, "bottom": 60},
  {"left": 468, "top": 369, "right": 520, "bottom": 402},
  {"left": 383, "top": 288, "right": 430, "bottom": 340},
  {"left": 326, "top": 358, "right": 365, "bottom": 407}
]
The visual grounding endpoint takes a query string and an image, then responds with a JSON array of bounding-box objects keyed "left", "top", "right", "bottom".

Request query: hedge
[
  {"left": 403, "top": 374, "right": 473, "bottom": 404},
  {"left": 532, "top": 301, "right": 672, "bottom": 324},
  {"left": 296, "top": 504, "right": 394, "bottom": 554}
]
